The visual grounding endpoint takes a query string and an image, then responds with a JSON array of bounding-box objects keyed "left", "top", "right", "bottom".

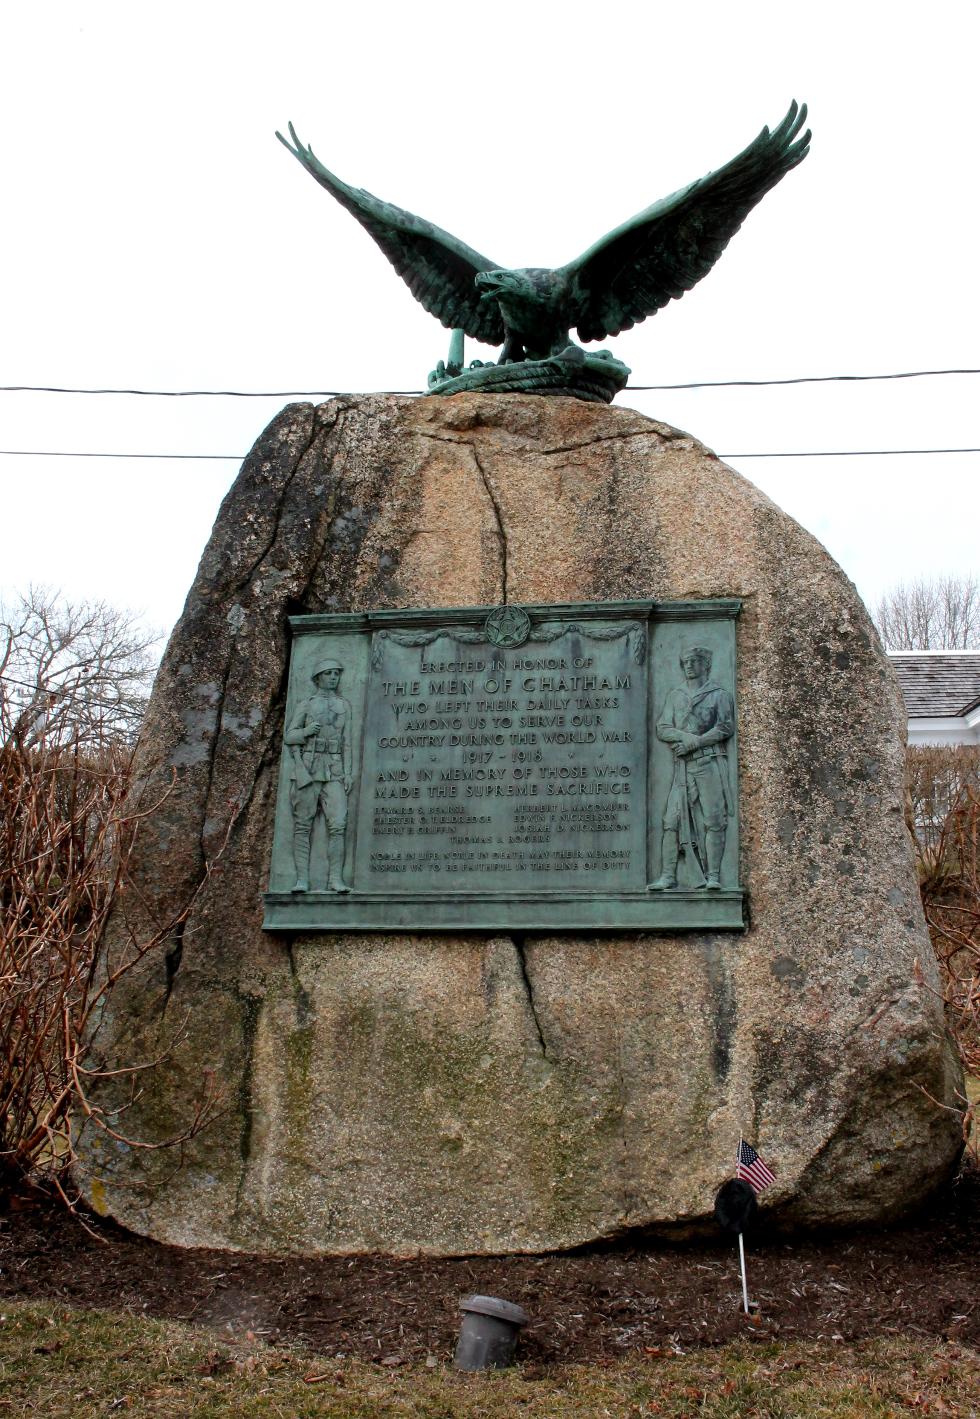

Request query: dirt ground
[{"left": 1, "top": 1163, "right": 976, "bottom": 1367}]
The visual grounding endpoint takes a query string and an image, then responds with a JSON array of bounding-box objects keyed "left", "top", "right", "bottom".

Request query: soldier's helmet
[{"left": 312, "top": 657, "right": 344, "bottom": 680}]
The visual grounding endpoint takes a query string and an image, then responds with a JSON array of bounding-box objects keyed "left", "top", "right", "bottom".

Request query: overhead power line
[
  {"left": 0, "top": 367, "right": 978, "bottom": 398},
  {"left": 719, "top": 447, "right": 980, "bottom": 459},
  {"left": 0, "top": 449, "right": 240, "bottom": 460},
  {"left": 630, "top": 367, "right": 980, "bottom": 391},
  {"left": 1, "top": 447, "right": 979, "bottom": 462},
  {"left": 0, "top": 385, "right": 424, "bottom": 398}
]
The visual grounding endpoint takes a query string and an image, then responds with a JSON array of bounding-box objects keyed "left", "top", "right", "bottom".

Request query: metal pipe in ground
[{"left": 454, "top": 1295, "right": 529, "bottom": 1371}]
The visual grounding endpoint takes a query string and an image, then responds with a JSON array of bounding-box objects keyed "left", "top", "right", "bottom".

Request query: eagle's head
[
  {"left": 475, "top": 268, "right": 555, "bottom": 306},
  {"left": 475, "top": 268, "right": 569, "bottom": 356}
]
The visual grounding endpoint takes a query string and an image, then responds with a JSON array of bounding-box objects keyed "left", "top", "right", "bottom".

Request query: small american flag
[{"left": 736, "top": 1140, "right": 776, "bottom": 1194}]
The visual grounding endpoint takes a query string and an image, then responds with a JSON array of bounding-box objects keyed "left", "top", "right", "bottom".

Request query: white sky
[{"left": 1, "top": 2, "right": 977, "bottom": 643}]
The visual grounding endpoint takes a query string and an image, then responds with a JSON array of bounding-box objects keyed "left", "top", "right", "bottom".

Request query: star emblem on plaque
[{"left": 484, "top": 605, "right": 531, "bottom": 648}]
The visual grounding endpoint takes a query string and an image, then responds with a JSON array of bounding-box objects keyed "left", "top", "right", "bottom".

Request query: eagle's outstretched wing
[
  {"left": 560, "top": 102, "right": 810, "bottom": 344},
  {"left": 277, "top": 125, "right": 505, "bottom": 344}
]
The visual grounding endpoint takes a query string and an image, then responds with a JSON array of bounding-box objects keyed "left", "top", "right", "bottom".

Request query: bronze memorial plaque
[{"left": 262, "top": 600, "right": 743, "bottom": 931}]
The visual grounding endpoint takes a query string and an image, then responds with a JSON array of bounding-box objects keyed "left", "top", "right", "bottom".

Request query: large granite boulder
[{"left": 80, "top": 393, "right": 963, "bottom": 1253}]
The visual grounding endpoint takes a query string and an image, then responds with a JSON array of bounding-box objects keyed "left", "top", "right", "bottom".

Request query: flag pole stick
[
  {"left": 735, "top": 1134, "right": 751, "bottom": 1314},
  {"left": 738, "top": 1231, "right": 750, "bottom": 1315}
]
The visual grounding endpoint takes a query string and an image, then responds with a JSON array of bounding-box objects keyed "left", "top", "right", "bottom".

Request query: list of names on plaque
[{"left": 262, "top": 600, "right": 744, "bottom": 931}]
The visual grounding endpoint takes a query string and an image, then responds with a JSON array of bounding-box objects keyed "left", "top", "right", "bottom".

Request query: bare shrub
[
  {"left": 0, "top": 593, "right": 220, "bottom": 1208},
  {"left": 907, "top": 745, "right": 980, "bottom": 869},
  {"left": 909, "top": 746, "right": 980, "bottom": 1155}
]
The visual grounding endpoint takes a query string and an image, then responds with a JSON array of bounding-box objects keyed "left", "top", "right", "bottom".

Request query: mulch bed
[{"left": 2, "top": 1163, "right": 977, "bottom": 1366}]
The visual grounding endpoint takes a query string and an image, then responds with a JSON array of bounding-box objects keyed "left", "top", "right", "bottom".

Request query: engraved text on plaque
[{"left": 263, "top": 600, "right": 743, "bottom": 930}]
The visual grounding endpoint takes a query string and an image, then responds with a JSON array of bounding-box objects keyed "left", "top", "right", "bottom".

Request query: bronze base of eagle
[
  {"left": 426, "top": 341, "right": 630, "bottom": 404},
  {"left": 276, "top": 103, "right": 809, "bottom": 397}
]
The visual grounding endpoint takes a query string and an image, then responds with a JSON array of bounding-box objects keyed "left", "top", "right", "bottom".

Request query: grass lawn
[{"left": 1, "top": 1301, "right": 977, "bottom": 1418}]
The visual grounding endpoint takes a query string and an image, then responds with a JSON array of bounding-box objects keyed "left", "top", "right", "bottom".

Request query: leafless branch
[
  {"left": 908, "top": 747, "right": 980, "bottom": 1158},
  {"left": 0, "top": 590, "right": 223, "bottom": 1206},
  {"left": 874, "top": 574, "right": 980, "bottom": 650}
]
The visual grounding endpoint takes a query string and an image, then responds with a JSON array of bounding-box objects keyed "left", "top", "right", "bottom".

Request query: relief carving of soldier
[
  {"left": 284, "top": 657, "right": 354, "bottom": 893},
  {"left": 650, "top": 645, "right": 734, "bottom": 891}
]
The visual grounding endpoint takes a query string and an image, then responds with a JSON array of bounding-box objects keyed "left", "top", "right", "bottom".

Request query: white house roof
[{"left": 889, "top": 651, "right": 980, "bottom": 718}]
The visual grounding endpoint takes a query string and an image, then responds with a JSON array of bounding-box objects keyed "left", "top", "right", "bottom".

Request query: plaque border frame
[{"left": 262, "top": 598, "right": 745, "bottom": 933}]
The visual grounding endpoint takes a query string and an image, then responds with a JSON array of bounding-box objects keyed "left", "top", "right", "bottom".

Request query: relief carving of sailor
[
  {"left": 650, "top": 645, "right": 734, "bottom": 891},
  {"left": 284, "top": 657, "right": 354, "bottom": 893}
]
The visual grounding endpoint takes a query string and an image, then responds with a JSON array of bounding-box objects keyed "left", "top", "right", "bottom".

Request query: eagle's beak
[{"left": 476, "top": 273, "right": 504, "bottom": 302}]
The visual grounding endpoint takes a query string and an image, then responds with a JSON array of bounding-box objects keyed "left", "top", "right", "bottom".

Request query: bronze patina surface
[
  {"left": 277, "top": 104, "right": 809, "bottom": 400},
  {"left": 262, "top": 599, "right": 744, "bottom": 931}
]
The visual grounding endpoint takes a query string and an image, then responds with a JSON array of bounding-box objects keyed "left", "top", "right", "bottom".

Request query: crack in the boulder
[
  {"left": 228, "top": 411, "right": 325, "bottom": 598},
  {"left": 219, "top": 711, "right": 287, "bottom": 864},
  {"left": 148, "top": 418, "right": 326, "bottom": 993},
  {"left": 159, "top": 562, "right": 298, "bottom": 1025},
  {"left": 285, "top": 938, "right": 313, "bottom": 1027},
  {"left": 416, "top": 431, "right": 471, "bottom": 446},
  {"left": 201, "top": 409, "right": 361, "bottom": 897},
  {"left": 285, "top": 938, "right": 300, "bottom": 980},
  {"left": 397, "top": 527, "right": 438, "bottom": 558},
  {"left": 614, "top": 1045, "right": 635, "bottom": 1225},
  {"left": 233, "top": 991, "right": 263, "bottom": 1219},
  {"left": 512, "top": 934, "right": 547, "bottom": 1058},
  {"left": 418, "top": 431, "right": 507, "bottom": 599},
  {"left": 703, "top": 941, "right": 736, "bottom": 1083},
  {"left": 470, "top": 442, "right": 508, "bottom": 602},
  {"left": 533, "top": 429, "right": 668, "bottom": 457},
  {"left": 161, "top": 920, "right": 185, "bottom": 1015},
  {"left": 198, "top": 654, "right": 235, "bottom": 870}
]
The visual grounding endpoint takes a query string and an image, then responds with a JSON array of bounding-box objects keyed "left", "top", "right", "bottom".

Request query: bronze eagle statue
[{"left": 276, "top": 103, "right": 809, "bottom": 366}]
